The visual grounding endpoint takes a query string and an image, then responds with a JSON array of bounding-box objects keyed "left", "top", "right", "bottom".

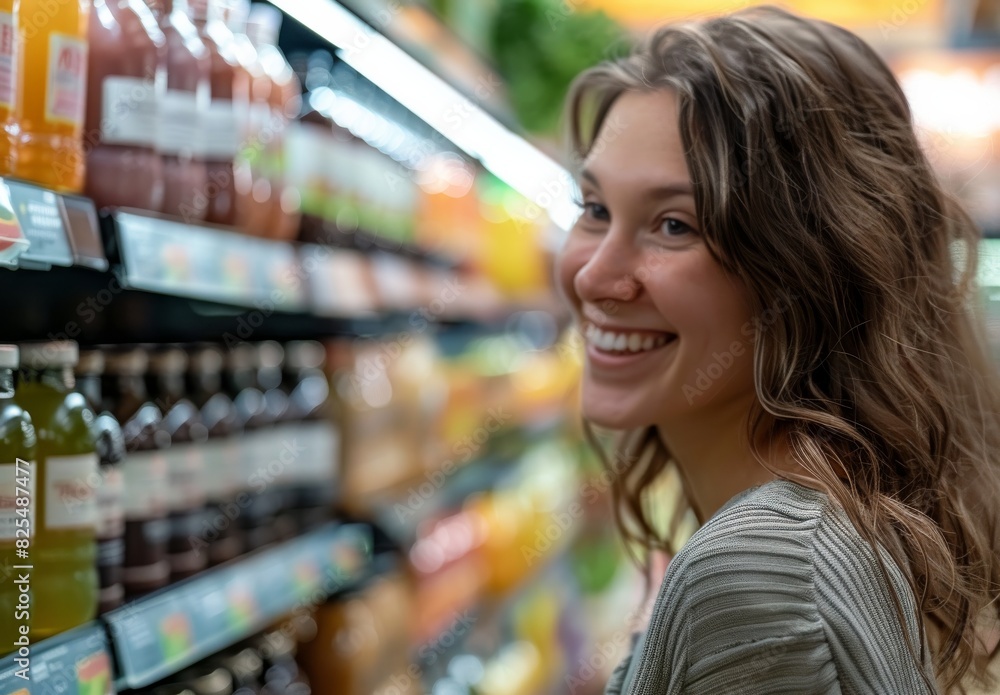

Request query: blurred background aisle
[{"left": 0, "top": 0, "right": 997, "bottom": 693}]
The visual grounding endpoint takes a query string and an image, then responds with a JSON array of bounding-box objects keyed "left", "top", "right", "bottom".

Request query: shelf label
[
  {"left": 7, "top": 180, "right": 72, "bottom": 268},
  {"left": 0, "top": 181, "right": 26, "bottom": 268},
  {"left": 61, "top": 194, "right": 107, "bottom": 270}
]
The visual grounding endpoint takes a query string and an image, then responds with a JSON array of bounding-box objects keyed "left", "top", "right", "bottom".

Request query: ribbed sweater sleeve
[{"left": 609, "top": 480, "right": 940, "bottom": 695}]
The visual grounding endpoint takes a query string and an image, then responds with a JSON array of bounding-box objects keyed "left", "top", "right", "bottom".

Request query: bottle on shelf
[
  {"left": 186, "top": 344, "right": 243, "bottom": 565},
  {"left": 0, "top": 345, "right": 37, "bottom": 656},
  {"left": 104, "top": 347, "right": 171, "bottom": 597},
  {"left": 258, "top": 341, "right": 295, "bottom": 542},
  {"left": 224, "top": 343, "right": 268, "bottom": 550},
  {"left": 217, "top": 646, "right": 264, "bottom": 692},
  {"left": 0, "top": 0, "right": 19, "bottom": 175},
  {"left": 12, "top": 0, "right": 90, "bottom": 192},
  {"left": 84, "top": 0, "right": 166, "bottom": 211},
  {"left": 246, "top": 2, "right": 301, "bottom": 241},
  {"left": 144, "top": 0, "right": 211, "bottom": 222},
  {"left": 223, "top": 0, "right": 269, "bottom": 237},
  {"left": 189, "top": 0, "right": 249, "bottom": 228},
  {"left": 16, "top": 341, "right": 98, "bottom": 638},
  {"left": 76, "top": 349, "right": 126, "bottom": 614},
  {"left": 182, "top": 665, "right": 234, "bottom": 695},
  {"left": 281, "top": 340, "right": 337, "bottom": 534},
  {"left": 147, "top": 346, "right": 208, "bottom": 581}
]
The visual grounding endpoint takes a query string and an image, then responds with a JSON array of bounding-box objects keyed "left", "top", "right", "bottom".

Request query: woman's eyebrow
[{"left": 580, "top": 168, "right": 694, "bottom": 199}]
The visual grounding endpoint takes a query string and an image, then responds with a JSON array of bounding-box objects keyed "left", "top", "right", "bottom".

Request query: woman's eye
[
  {"left": 581, "top": 201, "right": 610, "bottom": 222},
  {"left": 660, "top": 217, "right": 693, "bottom": 237}
]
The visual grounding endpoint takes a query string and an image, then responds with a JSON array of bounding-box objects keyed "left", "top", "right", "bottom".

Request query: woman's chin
[{"left": 581, "top": 396, "right": 655, "bottom": 431}]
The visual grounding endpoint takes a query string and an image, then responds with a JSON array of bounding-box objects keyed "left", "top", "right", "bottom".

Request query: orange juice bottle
[
  {"left": 0, "top": 0, "right": 19, "bottom": 175},
  {"left": 12, "top": 0, "right": 89, "bottom": 192}
]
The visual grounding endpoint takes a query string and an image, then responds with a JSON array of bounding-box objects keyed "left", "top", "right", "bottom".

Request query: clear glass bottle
[{"left": 16, "top": 341, "right": 98, "bottom": 638}]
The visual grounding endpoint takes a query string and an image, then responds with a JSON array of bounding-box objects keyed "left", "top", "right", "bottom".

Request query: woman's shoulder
[{"left": 644, "top": 478, "right": 935, "bottom": 694}]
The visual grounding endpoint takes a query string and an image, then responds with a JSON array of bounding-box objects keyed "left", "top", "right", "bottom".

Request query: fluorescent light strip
[{"left": 269, "top": 0, "right": 580, "bottom": 233}]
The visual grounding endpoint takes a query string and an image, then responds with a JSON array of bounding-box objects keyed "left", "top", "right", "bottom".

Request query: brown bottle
[
  {"left": 246, "top": 3, "right": 301, "bottom": 241},
  {"left": 187, "top": 345, "right": 244, "bottom": 565},
  {"left": 189, "top": 0, "right": 249, "bottom": 228},
  {"left": 85, "top": 0, "right": 166, "bottom": 212},
  {"left": 145, "top": 0, "right": 211, "bottom": 222},
  {"left": 77, "top": 350, "right": 126, "bottom": 614},
  {"left": 223, "top": 0, "right": 270, "bottom": 237},
  {"left": 105, "top": 348, "right": 171, "bottom": 597},
  {"left": 147, "top": 347, "right": 208, "bottom": 581}
]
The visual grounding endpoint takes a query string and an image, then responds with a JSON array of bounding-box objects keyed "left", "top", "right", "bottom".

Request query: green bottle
[
  {"left": 17, "top": 341, "right": 99, "bottom": 639},
  {"left": 0, "top": 345, "right": 37, "bottom": 656}
]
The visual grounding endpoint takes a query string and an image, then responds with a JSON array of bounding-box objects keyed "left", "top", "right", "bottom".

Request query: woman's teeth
[{"left": 584, "top": 324, "right": 674, "bottom": 353}]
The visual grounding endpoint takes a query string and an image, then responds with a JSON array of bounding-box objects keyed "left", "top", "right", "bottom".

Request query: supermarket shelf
[
  {"left": 106, "top": 521, "right": 372, "bottom": 689},
  {"left": 0, "top": 622, "right": 113, "bottom": 694},
  {"left": 0, "top": 522, "right": 374, "bottom": 693}
]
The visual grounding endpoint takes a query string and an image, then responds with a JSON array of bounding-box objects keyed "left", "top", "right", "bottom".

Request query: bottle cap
[
  {"left": 20, "top": 341, "right": 79, "bottom": 369},
  {"left": 105, "top": 348, "right": 150, "bottom": 376},
  {"left": 255, "top": 341, "right": 284, "bottom": 370},
  {"left": 284, "top": 341, "right": 324, "bottom": 371},
  {"left": 0, "top": 345, "right": 17, "bottom": 370},
  {"left": 77, "top": 350, "right": 106, "bottom": 375},
  {"left": 186, "top": 667, "right": 233, "bottom": 695},
  {"left": 225, "top": 343, "right": 255, "bottom": 372},
  {"left": 190, "top": 345, "right": 225, "bottom": 373},
  {"left": 222, "top": 0, "right": 249, "bottom": 31},
  {"left": 149, "top": 346, "right": 189, "bottom": 373}
]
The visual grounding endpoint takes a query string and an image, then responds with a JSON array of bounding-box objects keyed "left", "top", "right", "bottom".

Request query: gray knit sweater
[{"left": 605, "top": 479, "right": 939, "bottom": 694}]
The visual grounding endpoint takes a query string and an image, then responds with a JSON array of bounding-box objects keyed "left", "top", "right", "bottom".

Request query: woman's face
[{"left": 556, "top": 89, "right": 757, "bottom": 430}]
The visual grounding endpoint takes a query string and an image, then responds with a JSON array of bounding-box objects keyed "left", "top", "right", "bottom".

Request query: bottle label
[
  {"left": 158, "top": 89, "right": 201, "bottom": 157},
  {"left": 101, "top": 75, "right": 158, "bottom": 148},
  {"left": 96, "top": 464, "right": 124, "bottom": 539},
  {"left": 44, "top": 453, "right": 99, "bottom": 530},
  {"left": 201, "top": 438, "right": 238, "bottom": 502},
  {"left": 166, "top": 443, "right": 205, "bottom": 511},
  {"left": 45, "top": 33, "right": 88, "bottom": 126},
  {"left": 0, "top": 12, "right": 16, "bottom": 110},
  {"left": 122, "top": 450, "right": 168, "bottom": 519},
  {"left": 299, "top": 421, "right": 339, "bottom": 483},
  {"left": 0, "top": 460, "right": 34, "bottom": 541},
  {"left": 203, "top": 98, "right": 240, "bottom": 160}
]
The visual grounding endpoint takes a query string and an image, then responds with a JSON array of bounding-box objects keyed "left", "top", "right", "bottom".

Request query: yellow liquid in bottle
[
  {"left": 17, "top": 370, "right": 98, "bottom": 639},
  {"left": 11, "top": 0, "right": 89, "bottom": 192},
  {"left": 0, "top": 378, "right": 36, "bottom": 656},
  {"left": 0, "top": 0, "right": 18, "bottom": 175}
]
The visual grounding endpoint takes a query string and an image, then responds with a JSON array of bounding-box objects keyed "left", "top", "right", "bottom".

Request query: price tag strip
[
  {"left": 104, "top": 522, "right": 373, "bottom": 689},
  {"left": 0, "top": 622, "right": 113, "bottom": 695}
]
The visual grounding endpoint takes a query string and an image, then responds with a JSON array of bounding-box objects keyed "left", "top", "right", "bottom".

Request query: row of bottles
[
  {"left": 0, "top": 339, "right": 339, "bottom": 654},
  {"left": 0, "top": 0, "right": 300, "bottom": 238}
]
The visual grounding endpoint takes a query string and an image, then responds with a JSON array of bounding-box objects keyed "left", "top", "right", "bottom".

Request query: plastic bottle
[
  {"left": 0, "top": 0, "right": 20, "bottom": 175},
  {"left": 187, "top": 345, "right": 243, "bottom": 565},
  {"left": 257, "top": 341, "right": 294, "bottom": 542},
  {"left": 246, "top": 3, "right": 300, "bottom": 241},
  {"left": 104, "top": 348, "right": 171, "bottom": 596},
  {"left": 144, "top": 0, "right": 210, "bottom": 222},
  {"left": 189, "top": 0, "right": 248, "bottom": 227},
  {"left": 223, "top": 0, "right": 269, "bottom": 236},
  {"left": 84, "top": 0, "right": 166, "bottom": 211},
  {"left": 76, "top": 350, "right": 125, "bottom": 614},
  {"left": 12, "top": 0, "right": 90, "bottom": 192},
  {"left": 147, "top": 346, "right": 208, "bottom": 581},
  {"left": 0, "top": 345, "right": 36, "bottom": 656},
  {"left": 16, "top": 341, "right": 98, "bottom": 638}
]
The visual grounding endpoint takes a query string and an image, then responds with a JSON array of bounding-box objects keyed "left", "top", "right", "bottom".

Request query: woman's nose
[{"left": 573, "top": 229, "right": 642, "bottom": 305}]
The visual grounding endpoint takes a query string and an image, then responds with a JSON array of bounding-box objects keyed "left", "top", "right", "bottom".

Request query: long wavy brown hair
[{"left": 566, "top": 6, "right": 1000, "bottom": 692}]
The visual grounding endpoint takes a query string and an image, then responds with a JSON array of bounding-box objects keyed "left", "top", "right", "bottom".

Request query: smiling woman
[{"left": 556, "top": 5, "right": 1000, "bottom": 695}]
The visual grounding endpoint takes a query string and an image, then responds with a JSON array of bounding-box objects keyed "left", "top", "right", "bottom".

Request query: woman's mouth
[{"left": 583, "top": 323, "right": 678, "bottom": 355}]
